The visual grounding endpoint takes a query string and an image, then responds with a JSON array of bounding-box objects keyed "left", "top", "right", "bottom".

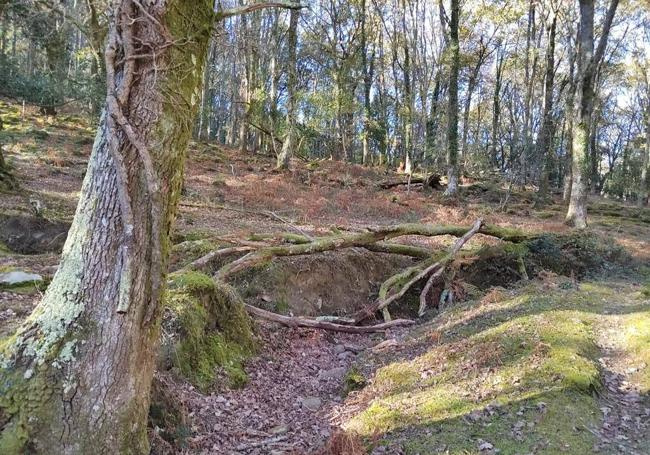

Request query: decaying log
[
  {"left": 379, "top": 174, "right": 442, "bottom": 190},
  {"left": 244, "top": 304, "right": 415, "bottom": 333}
]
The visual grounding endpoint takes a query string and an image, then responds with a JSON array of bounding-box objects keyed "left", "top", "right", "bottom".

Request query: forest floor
[{"left": 1, "top": 100, "right": 649, "bottom": 454}]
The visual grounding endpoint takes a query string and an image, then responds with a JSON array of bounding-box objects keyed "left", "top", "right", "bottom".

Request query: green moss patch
[
  {"left": 162, "top": 271, "right": 256, "bottom": 392},
  {"left": 343, "top": 367, "right": 368, "bottom": 396},
  {"left": 344, "top": 283, "right": 607, "bottom": 454},
  {"left": 170, "top": 239, "right": 219, "bottom": 269}
]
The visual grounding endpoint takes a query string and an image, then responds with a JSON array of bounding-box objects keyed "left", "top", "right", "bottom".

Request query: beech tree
[{"left": 0, "top": 1, "right": 300, "bottom": 453}]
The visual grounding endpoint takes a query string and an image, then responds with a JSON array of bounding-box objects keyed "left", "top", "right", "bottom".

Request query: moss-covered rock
[
  {"left": 343, "top": 367, "right": 367, "bottom": 396},
  {"left": 160, "top": 271, "right": 256, "bottom": 392}
]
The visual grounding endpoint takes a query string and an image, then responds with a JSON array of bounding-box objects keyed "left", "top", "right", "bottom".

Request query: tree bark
[
  {"left": 563, "top": 32, "right": 577, "bottom": 202},
  {"left": 641, "top": 91, "right": 650, "bottom": 206},
  {"left": 360, "top": 0, "right": 373, "bottom": 166},
  {"left": 491, "top": 46, "right": 504, "bottom": 168},
  {"left": 520, "top": 0, "right": 537, "bottom": 187},
  {"left": 0, "top": 2, "right": 213, "bottom": 452}
]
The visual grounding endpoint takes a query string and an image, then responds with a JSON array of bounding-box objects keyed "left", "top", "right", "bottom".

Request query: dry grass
[{"left": 313, "top": 430, "right": 367, "bottom": 455}]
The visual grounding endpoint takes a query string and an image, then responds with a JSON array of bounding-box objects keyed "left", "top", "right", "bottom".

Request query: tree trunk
[
  {"left": 360, "top": 0, "right": 374, "bottom": 166},
  {"left": 425, "top": 70, "right": 442, "bottom": 163},
  {"left": 537, "top": 13, "right": 557, "bottom": 199},
  {"left": 566, "top": 0, "right": 619, "bottom": 228},
  {"left": 490, "top": 47, "right": 504, "bottom": 168},
  {"left": 444, "top": 0, "right": 460, "bottom": 196},
  {"left": 460, "top": 65, "right": 478, "bottom": 170},
  {"left": 276, "top": 4, "right": 300, "bottom": 169},
  {"left": 401, "top": 0, "right": 413, "bottom": 175},
  {"left": 0, "top": 2, "right": 210, "bottom": 453},
  {"left": 520, "top": 0, "right": 537, "bottom": 187},
  {"left": 563, "top": 37, "right": 577, "bottom": 202},
  {"left": 641, "top": 91, "right": 650, "bottom": 206}
]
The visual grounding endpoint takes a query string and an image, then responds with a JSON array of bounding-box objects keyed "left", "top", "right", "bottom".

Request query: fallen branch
[
  {"left": 363, "top": 242, "right": 432, "bottom": 258},
  {"left": 354, "top": 219, "right": 484, "bottom": 323},
  {"left": 244, "top": 304, "right": 415, "bottom": 333},
  {"left": 419, "top": 268, "right": 443, "bottom": 317},
  {"left": 247, "top": 120, "right": 284, "bottom": 148},
  {"left": 216, "top": 220, "right": 528, "bottom": 280},
  {"left": 182, "top": 246, "right": 255, "bottom": 271}
]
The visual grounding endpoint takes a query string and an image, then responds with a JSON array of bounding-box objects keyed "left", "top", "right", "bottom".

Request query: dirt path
[
  {"left": 594, "top": 298, "right": 650, "bottom": 455},
  {"left": 164, "top": 322, "right": 398, "bottom": 454}
]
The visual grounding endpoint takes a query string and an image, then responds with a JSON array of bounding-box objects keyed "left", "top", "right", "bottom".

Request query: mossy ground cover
[{"left": 344, "top": 277, "right": 650, "bottom": 454}]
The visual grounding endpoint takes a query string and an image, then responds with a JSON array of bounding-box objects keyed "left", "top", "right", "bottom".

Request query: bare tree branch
[{"left": 216, "top": 1, "right": 304, "bottom": 21}]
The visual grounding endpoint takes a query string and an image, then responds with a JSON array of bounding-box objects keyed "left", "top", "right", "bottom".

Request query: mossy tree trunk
[
  {"left": 565, "top": 0, "right": 619, "bottom": 228},
  {"left": 444, "top": 0, "right": 460, "bottom": 196},
  {"left": 0, "top": 1, "right": 214, "bottom": 453}
]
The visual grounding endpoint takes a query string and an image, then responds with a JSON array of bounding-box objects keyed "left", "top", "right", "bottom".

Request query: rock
[
  {"left": 300, "top": 396, "right": 322, "bottom": 411},
  {"left": 318, "top": 367, "right": 346, "bottom": 381},
  {"left": 465, "top": 410, "right": 483, "bottom": 422},
  {"left": 478, "top": 440, "right": 494, "bottom": 451},
  {"left": 269, "top": 424, "right": 289, "bottom": 435},
  {"left": 333, "top": 344, "right": 346, "bottom": 354},
  {"left": 0, "top": 271, "right": 43, "bottom": 287},
  {"left": 372, "top": 339, "right": 399, "bottom": 352},
  {"left": 343, "top": 343, "right": 364, "bottom": 353},
  {"left": 337, "top": 351, "right": 354, "bottom": 360}
]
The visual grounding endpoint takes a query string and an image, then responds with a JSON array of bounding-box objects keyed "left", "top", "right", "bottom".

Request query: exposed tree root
[
  {"left": 188, "top": 219, "right": 534, "bottom": 333},
  {"left": 244, "top": 303, "right": 415, "bottom": 333}
]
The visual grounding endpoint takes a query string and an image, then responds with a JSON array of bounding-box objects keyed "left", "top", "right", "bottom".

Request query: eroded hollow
[{"left": 0, "top": 214, "right": 70, "bottom": 255}]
